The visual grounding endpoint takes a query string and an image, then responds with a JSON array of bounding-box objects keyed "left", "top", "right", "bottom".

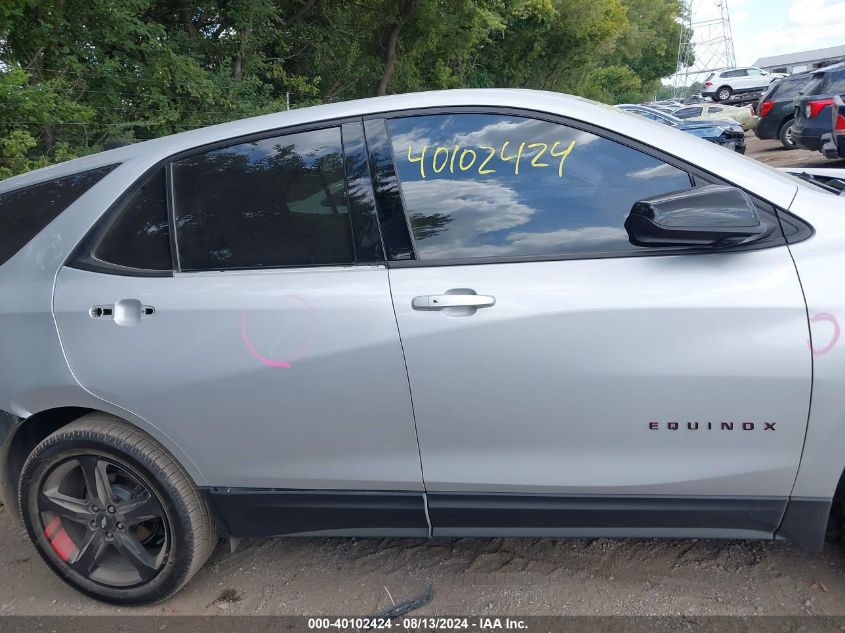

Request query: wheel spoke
[
  {"left": 70, "top": 530, "right": 106, "bottom": 575},
  {"left": 118, "top": 490, "right": 164, "bottom": 524},
  {"left": 113, "top": 531, "right": 159, "bottom": 582},
  {"left": 79, "top": 457, "right": 114, "bottom": 507},
  {"left": 40, "top": 490, "right": 93, "bottom": 524}
]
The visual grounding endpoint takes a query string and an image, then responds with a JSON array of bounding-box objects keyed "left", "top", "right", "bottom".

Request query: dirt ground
[
  {"left": 1, "top": 501, "right": 845, "bottom": 617},
  {"left": 744, "top": 134, "right": 845, "bottom": 169},
  {"left": 1, "top": 136, "right": 845, "bottom": 620}
]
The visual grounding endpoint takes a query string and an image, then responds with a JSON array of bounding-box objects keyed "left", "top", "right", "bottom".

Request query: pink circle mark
[
  {"left": 241, "top": 295, "right": 317, "bottom": 368},
  {"left": 808, "top": 312, "right": 840, "bottom": 356}
]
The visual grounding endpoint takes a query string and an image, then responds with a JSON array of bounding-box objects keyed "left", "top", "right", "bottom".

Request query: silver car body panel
[
  {"left": 3, "top": 88, "right": 837, "bottom": 504},
  {"left": 388, "top": 249, "right": 810, "bottom": 497},
  {"left": 784, "top": 184, "right": 845, "bottom": 500},
  {"left": 53, "top": 265, "right": 424, "bottom": 490}
]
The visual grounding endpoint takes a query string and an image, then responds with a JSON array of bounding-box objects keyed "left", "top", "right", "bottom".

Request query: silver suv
[
  {"left": 702, "top": 66, "right": 777, "bottom": 101},
  {"left": 1, "top": 89, "right": 843, "bottom": 605}
]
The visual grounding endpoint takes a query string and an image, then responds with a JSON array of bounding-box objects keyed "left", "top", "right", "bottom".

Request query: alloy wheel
[{"left": 37, "top": 456, "right": 169, "bottom": 587}]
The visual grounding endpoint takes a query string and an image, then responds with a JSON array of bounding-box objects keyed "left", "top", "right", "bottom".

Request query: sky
[{"left": 692, "top": 0, "right": 845, "bottom": 69}]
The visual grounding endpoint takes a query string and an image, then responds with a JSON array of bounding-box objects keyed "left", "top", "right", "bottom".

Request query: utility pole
[{"left": 672, "top": 0, "right": 736, "bottom": 98}]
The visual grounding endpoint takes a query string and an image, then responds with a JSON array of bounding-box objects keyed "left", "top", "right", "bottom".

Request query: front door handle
[{"left": 412, "top": 292, "right": 496, "bottom": 312}]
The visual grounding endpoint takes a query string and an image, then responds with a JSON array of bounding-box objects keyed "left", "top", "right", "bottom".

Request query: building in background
[{"left": 754, "top": 44, "right": 845, "bottom": 75}]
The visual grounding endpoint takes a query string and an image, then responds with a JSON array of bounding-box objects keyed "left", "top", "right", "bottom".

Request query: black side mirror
[{"left": 625, "top": 185, "right": 766, "bottom": 248}]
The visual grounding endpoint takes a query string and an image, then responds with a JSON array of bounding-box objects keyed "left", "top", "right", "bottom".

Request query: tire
[
  {"left": 779, "top": 119, "right": 796, "bottom": 149},
  {"left": 716, "top": 86, "right": 732, "bottom": 102},
  {"left": 18, "top": 413, "right": 218, "bottom": 604}
]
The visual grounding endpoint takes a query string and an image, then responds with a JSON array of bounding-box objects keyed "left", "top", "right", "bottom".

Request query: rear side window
[
  {"left": 780, "top": 77, "right": 810, "bottom": 98},
  {"left": 172, "top": 127, "right": 354, "bottom": 271},
  {"left": 804, "top": 75, "right": 826, "bottom": 95},
  {"left": 675, "top": 107, "right": 702, "bottom": 117},
  {"left": 0, "top": 165, "right": 116, "bottom": 266},
  {"left": 824, "top": 71, "right": 845, "bottom": 92},
  {"left": 386, "top": 113, "right": 692, "bottom": 261},
  {"left": 91, "top": 168, "right": 172, "bottom": 271}
]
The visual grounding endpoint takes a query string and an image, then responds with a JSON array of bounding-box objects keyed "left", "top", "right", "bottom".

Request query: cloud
[
  {"left": 740, "top": 0, "right": 845, "bottom": 64},
  {"left": 504, "top": 226, "right": 628, "bottom": 254}
]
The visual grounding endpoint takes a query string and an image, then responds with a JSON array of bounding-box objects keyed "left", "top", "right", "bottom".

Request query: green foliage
[{"left": 0, "top": 0, "right": 688, "bottom": 178}]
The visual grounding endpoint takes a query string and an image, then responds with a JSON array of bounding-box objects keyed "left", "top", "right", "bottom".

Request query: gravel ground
[{"left": 1, "top": 134, "right": 844, "bottom": 620}]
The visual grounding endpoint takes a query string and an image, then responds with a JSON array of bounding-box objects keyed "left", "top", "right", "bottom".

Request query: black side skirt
[
  {"left": 204, "top": 488, "right": 825, "bottom": 545},
  {"left": 207, "top": 489, "right": 430, "bottom": 537}
]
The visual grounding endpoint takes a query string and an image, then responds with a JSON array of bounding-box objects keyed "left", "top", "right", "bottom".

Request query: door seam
[{"left": 385, "top": 268, "right": 431, "bottom": 537}]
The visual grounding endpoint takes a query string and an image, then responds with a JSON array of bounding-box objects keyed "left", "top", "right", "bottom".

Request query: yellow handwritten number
[
  {"left": 432, "top": 146, "right": 450, "bottom": 174},
  {"left": 478, "top": 146, "right": 496, "bottom": 175},
  {"left": 408, "top": 144, "right": 427, "bottom": 179},
  {"left": 459, "top": 148, "right": 477, "bottom": 171},
  {"left": 527, "top": 143, "right": 549, "bottom": 168},
  {"left": 550, "top": 140, "right": 576, "bottom": 177}
]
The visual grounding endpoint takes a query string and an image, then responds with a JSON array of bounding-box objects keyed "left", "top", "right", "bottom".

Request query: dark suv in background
[
  {"left": 821, "top": 94, "right": 845, "bottom": 159},
  {"left": 753, "top": 72, "right": 811, "bottom": 148},
  {"left": 793, "top": 62, "right": 845, "bottom": 152}
]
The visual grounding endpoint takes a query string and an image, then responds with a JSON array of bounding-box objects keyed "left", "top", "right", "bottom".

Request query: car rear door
[
  {"left": 53, "top": 121, "right": 426, "bottom": 508},
  {"left": 370, "top": 110, "right": 811, "bottom": 534}
]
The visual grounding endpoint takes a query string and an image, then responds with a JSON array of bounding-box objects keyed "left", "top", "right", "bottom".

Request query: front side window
[
  {"left": 386, "top": 113, "right": 692, "bottom": 261},
  {"left": 172, "top": 127, "right": 354, "bottom": 271},
  {"left": 748, "top": 68, "right": 763, "bottom": 76}
]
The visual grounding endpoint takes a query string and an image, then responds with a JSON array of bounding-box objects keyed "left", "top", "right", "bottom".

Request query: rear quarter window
[{"left": 0, "top": 165, "right": 117, "bottom": 266}]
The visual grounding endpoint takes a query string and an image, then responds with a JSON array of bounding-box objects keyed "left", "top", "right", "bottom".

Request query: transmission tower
[{"left": 672, "top": 0, "right": 736, "bottom": 98}]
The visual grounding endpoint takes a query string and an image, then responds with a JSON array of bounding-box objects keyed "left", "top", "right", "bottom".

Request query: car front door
[
  {"left": 53, "top": 122, "right": 426, "bottom": 514},
  {"left": 747, "top": 68, "right": 767, "bottom": 90},
  {"left": 370, "top": 111, "right": 811, "bottom": 535}
]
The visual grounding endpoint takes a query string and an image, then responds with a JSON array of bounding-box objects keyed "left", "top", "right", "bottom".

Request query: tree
[{"left": 0, "top": 0, "right": 688, "bottom": 178}]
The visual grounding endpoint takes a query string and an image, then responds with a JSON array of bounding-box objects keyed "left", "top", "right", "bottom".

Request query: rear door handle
[
  {"left": 412, "top": 293, "right": 496, "bottom": 310},
  {"left": 90, "top": 299, "right": 155, "bottom": 325}
]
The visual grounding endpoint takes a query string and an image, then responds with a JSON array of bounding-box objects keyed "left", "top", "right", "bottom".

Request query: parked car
[
  {"left": 649, "top": 100, "right": 685, "bottom": 109},
  {"left": 820, "top": 94, "right": 845, "bottom": 159},
  {"left": 2, "top": 89, "right": 843, "bottom": 605},
  {"left": 617, "top": 104, "right": 746, "bottom": 152},
  {"left": 792, "top": 62, "right": 845, "bottom": 151},
  {"left": 702, "top": 67, "right": 777, "bottom": 102},
  {"left": 753, "top": 72, "right": 812, "bottom": 148},
  {"left": 672, "top": 103, "right": 756, "bottom": 131}
]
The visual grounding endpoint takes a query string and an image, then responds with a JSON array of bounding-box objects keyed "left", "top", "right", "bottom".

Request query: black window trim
[{"left": 359, "top": 105, "right": 810, "bottom": 268}]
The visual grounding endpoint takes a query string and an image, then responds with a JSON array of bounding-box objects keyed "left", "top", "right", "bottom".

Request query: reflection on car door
[
  {"left": 370, "top": 112, "right": 811, "bottom": 534},
  {"left": 54, "top": 122, "right": 425, "bottom": 498}
]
